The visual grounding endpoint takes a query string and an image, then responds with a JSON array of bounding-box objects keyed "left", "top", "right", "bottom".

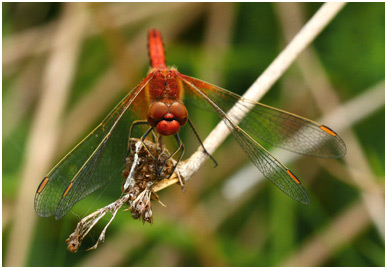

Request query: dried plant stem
[
  {"left": 66, "top": 194, "right": 131, "bottom": 252},
  {"left": 152, "top": 2, "right": 347, "bottom": 192}
]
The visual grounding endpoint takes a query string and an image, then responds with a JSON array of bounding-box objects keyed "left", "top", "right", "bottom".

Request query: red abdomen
[{"left": 148, "top": 29, "right": 166, "bottom": 69}]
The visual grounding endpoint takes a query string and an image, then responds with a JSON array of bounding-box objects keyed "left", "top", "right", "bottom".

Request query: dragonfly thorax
[{"left": 148, "top": 68, "right": 182, "bottom": 100}]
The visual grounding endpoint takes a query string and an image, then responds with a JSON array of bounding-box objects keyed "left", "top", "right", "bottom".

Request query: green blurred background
[{"left": 2, "top": 2, "right": 385, "bottom": 266}]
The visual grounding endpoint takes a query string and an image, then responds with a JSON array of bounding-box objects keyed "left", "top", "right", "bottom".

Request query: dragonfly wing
[
  {"left": 34, "top": 74, "right": 154, "bottom": 219},
  {"left": 179, "top": 74, "right": 346, "bottom": 158},
  {"left": 180, "top": 75, "right": 310, "bottom": 204}
]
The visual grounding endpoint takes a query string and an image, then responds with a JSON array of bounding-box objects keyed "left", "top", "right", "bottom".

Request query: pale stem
[{"left": 153, "top": 2, "right": 347, "bottom": 191}]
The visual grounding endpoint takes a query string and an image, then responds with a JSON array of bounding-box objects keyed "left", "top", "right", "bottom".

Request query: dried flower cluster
[
  {"left": 66, "top": 138, "right": 180, "bottom": 252},
  {"left": 122, "top": 138, "right": 175, "bottom": 224}
]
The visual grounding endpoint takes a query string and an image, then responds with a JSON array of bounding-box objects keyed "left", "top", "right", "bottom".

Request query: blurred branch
[
  {"left": 275, "top": 2, "right": 385, "bottom": 239},
  {"left": 2, "top": 21, "right": 57, "bottom": 75},
  {"left": 78, "top": 228, "right": 145, "bottom": 266},
  {"left": 78, "top": 220, "right": 182, "bottom": 266},
  {"left": 4, "top": 3, "right": 89, "bottom": 266},
  {"left": 89, "top": 2, "right": 137, "bottom": 88},
  {"left": 152, "top": 2, "right": 347, "bottom": 192},
  {"left": 198, "top": 2, "right": 235, "bottom": 84},
  {"left": 3, "top": 60, "right": 43, "bottom": 138},
  {"left": 2, "top": 3, "right": 190, "bottom": 72}
]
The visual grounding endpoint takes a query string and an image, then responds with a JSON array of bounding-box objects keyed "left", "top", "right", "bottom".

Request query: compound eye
[
  {"left": 148, "top": 102, "right": 168, "bottom": 126},
  {"left": 170, "top": 101, "right": 188, "bottom": 126}
]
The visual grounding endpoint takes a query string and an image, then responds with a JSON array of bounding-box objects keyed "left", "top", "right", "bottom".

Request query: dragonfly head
[{"left": 147, "top": 101, "right": 188, "bottom": 136}]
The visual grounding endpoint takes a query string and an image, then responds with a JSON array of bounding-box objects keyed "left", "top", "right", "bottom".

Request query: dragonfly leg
[
  {"left": 128, "top": 120, "right": 149, "bottom": 156},
  {"left": 188, "top": 118, "right": 218, "bottom": 167},
  {"left": 137, "top": 127, "right": 166, "bottom": 176},
  {"left": 157, "top": 133, "right": 185, "bottom": 179},
  {"left": 151, "top": 129, "right": 158, "bottom": 143},
  {"left": 139, "top": 127, "right": 158, "bottom": 162},
  {"left": 130, "top": 122, "right": 184, "bottom": 179}
]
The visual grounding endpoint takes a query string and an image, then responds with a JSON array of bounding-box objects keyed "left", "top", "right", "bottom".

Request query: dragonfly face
[
  {"left": 34, "top": 28, "right": 346, "bottom": 220},
  {"left": 147, "top": 100, "right": 188, "bottom": 136}
]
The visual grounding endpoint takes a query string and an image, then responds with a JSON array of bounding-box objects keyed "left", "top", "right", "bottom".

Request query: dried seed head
[
  {"left": 65, "top": 137, "right": 179, "bottom": 252},
  {"left": 122, "top": 138, "right": 175, "bottom": 224}
]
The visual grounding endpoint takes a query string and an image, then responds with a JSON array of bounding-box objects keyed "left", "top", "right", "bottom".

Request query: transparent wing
[
  {"left": 225, "top": 122, "right": 310, "bottom": 204},
  {"left": 179, "top": 74, "right": 343, "bottom": 204},
  {"left": 34, "top": 74, "right": 154, "bottom": 219},
  {"left": 179, "top": 74, "right": 346, "bottom": 158}
]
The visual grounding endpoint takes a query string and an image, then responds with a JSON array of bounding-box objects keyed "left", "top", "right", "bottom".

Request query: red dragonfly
[{"left": 35, "top": 29, "right": 346, "bottom": 220}]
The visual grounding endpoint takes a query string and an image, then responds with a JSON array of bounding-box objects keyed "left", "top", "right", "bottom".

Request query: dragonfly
[{"left": 35, "top": 29, "right": 346, "bottom": 220}]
